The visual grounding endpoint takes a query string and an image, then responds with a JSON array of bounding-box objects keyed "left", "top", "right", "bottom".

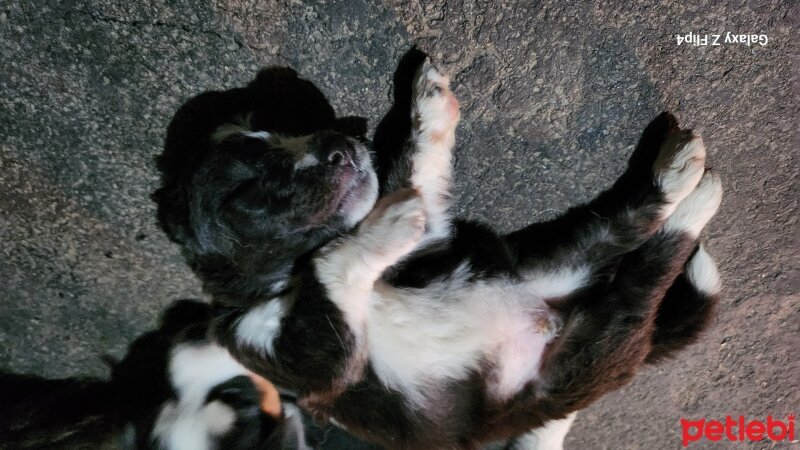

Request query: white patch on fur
[
  {"left": 281, "top": 404, "right": 313, "bottom": 450},
  {"left": 512, "top": 412, "right": 577, "bottom": 450},
  {"left": 686, "top": 245, "right": 721, "bottom": 295},
  {"left": 169, "top": 344, "right": 249, "bottom": 405},
  {"left": 270, "top": 279, "right": 288, "bottom": 293},
  {"left": 211, "top": 123, "right": 272, "bottom": 145},
  {"left": 202, "top": 401, "right": 237, "bottom": 435},
  {"left": 329, "top": 417, "right": 347, "bottom": 431},
  {"left": 522, "top": 265, "right": 591, "bottom": 299},
  {"left": 273, "top": 135, "right": 311, "bottom": 157},
  {"left": 211, "top": 122, "right": 251, "bottom": 143},
  {"left": 314, "top": 240, "right": 376, "bottom": 335},
  {"left": 235, "top": 299, "right": 289, "bottom": 356},
  {"left": 663, "top": 171, "right": 722, "bottom": 237},
  {"left": 211, "top": 121, "right": 316, "bottom": 164},
  {"left": 341, "top": 168, "right": 379, "bottom": 228},
  {"left": 368, "top": 264, "right": 589, "bottom": 405},
  {"left": 282, "top": 402, "right": 300, "bottom": 417},
  {"left": 295, "top": 152, "right": 319, "bottom": 169},
  {"left": 654, "top": 134, "right": 706, "bottom": 218},
  {"left": 152, "top": 344, "right": 248, "bottom": 450},
  {"left": 242, "top": 130, "right": 271, "bottom": 141}
]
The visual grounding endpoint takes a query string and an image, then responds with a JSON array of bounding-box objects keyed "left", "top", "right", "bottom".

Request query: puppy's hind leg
[
  {"left": 646, "top": 171, "right": 723, "bottom": 362},
  {"left": 645, "top": 245, "right": 721, "bottom": 363},
  {"left": 534, "top": 170, "right": 722, "bottom": 413},
  {"left": 506, "top": 124, "right": 707, "bottom": 274},
  {"left": 534, "top": 233, "right": 697, "bottom": 414}
]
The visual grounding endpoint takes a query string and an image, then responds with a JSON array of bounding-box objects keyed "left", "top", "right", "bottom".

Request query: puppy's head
[{"left": 154, "top": 120, "right": 378, "bottom": 301}]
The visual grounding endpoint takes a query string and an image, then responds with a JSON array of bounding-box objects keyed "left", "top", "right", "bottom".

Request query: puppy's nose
[
  {"left": 319, "top": 133, "right": 355, "bottom": 166},
  {"left": 327, "top": 149, "right": 346, "bottom": 166}
]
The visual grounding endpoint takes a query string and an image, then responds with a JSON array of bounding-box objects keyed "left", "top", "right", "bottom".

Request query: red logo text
[{"left": 681, "top": 415, "right": 795, "bottom": 447}]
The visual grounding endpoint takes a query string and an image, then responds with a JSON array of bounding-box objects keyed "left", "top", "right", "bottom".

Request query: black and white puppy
[
  {"left": 0, "top": 300, "right": 309, "bottom": 450},
  {"left": 154, "top": 61, "right": 722, "bottom": 449}
]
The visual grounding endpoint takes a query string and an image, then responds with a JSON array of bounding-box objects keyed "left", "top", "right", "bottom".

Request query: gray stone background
[{"left": 1, "top": 0, "right": 797, "bottom": 448}]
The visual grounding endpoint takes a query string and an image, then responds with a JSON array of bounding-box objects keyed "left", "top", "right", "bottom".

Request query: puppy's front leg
[
  {"left": 315, "top": 188, "right": 427, "bottom": 334},
  {"left": 384, "top": 60, "right": 460, "bottom": 246},
  {"left": 410, "top": 61, "right": 460, "bottom": 245},
  {"left": 221, "top": 190, "right": 426, "bottom": 397}
]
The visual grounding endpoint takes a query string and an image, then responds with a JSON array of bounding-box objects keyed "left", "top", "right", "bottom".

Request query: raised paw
[
  {"left": 360, "top": 188, "right": 426, "bottom": 260},
  {"left": 654, "top": 130, "right": 706, "bottom": 217},
  {"left": 663, "top": 170, "right": 723, "bottom": 238},
  {"left": 412, "top": 58, "right": 460, "bottom": 140}
]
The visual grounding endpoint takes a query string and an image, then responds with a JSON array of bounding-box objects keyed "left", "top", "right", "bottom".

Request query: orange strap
[{"left": 248, "top": 373, "right": 282, "bottom": 419}]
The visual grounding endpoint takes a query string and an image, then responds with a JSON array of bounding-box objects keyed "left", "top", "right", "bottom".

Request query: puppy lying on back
[{"left": 154, "top": 60, "right": 722, "bottom": 449}]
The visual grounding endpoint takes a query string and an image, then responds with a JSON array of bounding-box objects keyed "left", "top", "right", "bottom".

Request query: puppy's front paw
[
  {"left": 654, "top": 131, "right": 706, "bottom": 216},
  {"left": 412, "top": 58, "right": 460, "bottom": 140},
  {"left": 360, "top": 188, "right": 426, "bottom": 260}
]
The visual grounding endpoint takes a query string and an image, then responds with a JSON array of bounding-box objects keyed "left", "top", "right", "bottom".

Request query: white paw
[
  {"left": 654, "top": 131, "right": 706, "bottom": 216},
  {"left": 412, "top": 58, "right": 460, "bottom": 138},
  {"left": 663, "top": 170, "right": 723, "bottom": 238},
  {"left": 360, "top": 188, "right": 426, "bottom": 259},
  {"left": 686, "top": 245, "right": 722, "bottom": 296}
]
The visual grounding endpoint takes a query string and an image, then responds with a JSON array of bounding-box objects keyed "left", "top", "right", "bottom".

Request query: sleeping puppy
[
  {"left": 0, "top": 300, "right": 308, "bottom": 450},
  {"left": 153, "top": 60, "right": 722, "bottom": 449}
]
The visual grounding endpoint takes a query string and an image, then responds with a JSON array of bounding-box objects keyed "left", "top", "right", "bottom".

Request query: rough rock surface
[{"left": 1, "top": 1, "right": 797, "bottom": 448}]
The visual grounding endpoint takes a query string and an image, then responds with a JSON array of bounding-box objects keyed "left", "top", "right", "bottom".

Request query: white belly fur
[{"left": 367, "top": 264, "right": 589, "bottom": 405}]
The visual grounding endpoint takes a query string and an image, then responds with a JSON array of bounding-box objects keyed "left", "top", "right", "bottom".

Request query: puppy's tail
[
  {"left": 645, "top": 245, "right": 721, "bottom": 364},
  {"left": 0, "top": 372, "right": 120, "bottom": 449}
]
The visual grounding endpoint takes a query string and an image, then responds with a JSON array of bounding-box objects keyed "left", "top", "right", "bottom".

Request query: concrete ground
[{"left": 1, "top": 0, "right": 797, "bottom": 448}]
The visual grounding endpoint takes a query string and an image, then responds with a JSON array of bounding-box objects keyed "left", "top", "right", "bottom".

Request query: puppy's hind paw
[
  {"left": 412, "top": 58, "right": 460, "bottom": 139},
  {"left": 654, "top": 130, "right": 706, "bottom": 217},
  {"left": 686, "top": 245, "right": 722, "bottom": 296},
  {"left": 663, "top": 170, "right": 723, "bottom": 238}
]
